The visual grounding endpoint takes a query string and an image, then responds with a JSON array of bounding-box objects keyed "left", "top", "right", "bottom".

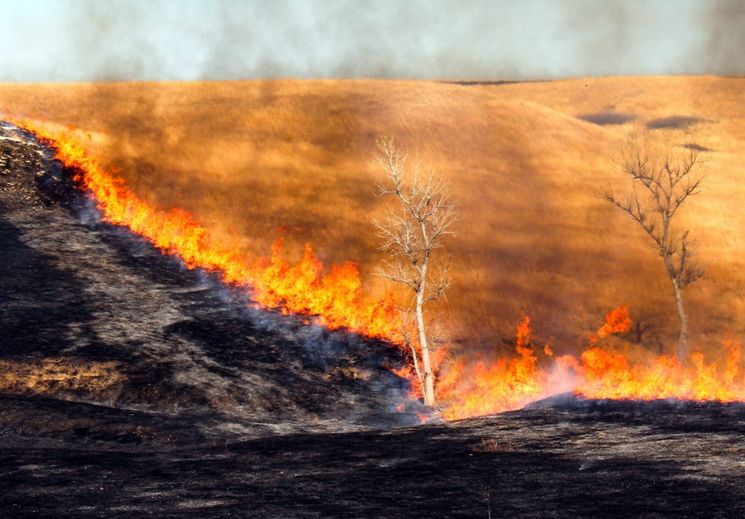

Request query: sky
[{"left": 0, "top": 0, "right": 743, "bottom": 82}]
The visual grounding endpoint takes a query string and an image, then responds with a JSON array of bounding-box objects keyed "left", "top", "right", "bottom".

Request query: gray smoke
[
  {"left": 0, "top": 0, "right": 742, "bottom": 81},
  {"left": 704, "top": 0, "right": 745, "bottom": 74}
]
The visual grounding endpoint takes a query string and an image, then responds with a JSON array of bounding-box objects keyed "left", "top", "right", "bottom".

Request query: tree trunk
[
  {"left": 416, "top": 263, "right": 436, "bottom": 406},
  {"left": 672, "top": 279, "right": 688, "bottom": 361},
  {"left": 407, "top": 339, "right": 424, "bottom": 392}
]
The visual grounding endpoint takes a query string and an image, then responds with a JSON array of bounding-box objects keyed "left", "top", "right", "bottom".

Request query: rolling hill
[
  {"left": 3, "top": 79, "right": 745, "bottom": 516},
  {"left": 1, "top": 76, "right": 743, "bottom": 360}
]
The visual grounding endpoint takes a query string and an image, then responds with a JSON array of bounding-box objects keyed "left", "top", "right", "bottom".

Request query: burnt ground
[{"left": 1, "top": 121, "right": 745, "bottom": 517}]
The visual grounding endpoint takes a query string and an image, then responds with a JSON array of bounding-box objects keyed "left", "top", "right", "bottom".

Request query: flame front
[
  {"left": 12, "top": 119, "right": 745, "bottom": 421},
  {"left": 14, "top": 119, "right": 399, "bottom": 342},
  {"left": 439, "top": 307, "right": 745, "bottom": 420}
]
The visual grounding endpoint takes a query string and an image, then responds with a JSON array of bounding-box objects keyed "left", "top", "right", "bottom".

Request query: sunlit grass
[{"left": 1, "top": 77, "right": 743, "bottom": 353}]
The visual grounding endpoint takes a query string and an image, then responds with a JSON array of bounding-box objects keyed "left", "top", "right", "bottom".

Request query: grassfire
[{"left": 14, "top": 116, "right": 745, "bottom": 420}]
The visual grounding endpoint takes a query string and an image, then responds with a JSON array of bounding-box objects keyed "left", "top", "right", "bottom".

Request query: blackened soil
[
  {"left": 2, "top": 122, "right": 745, "bottom": 517},
  {"left": 3, "top": 396, "right": 745, "bottom": 518},
  {"left": 0, "top": 122, "right": 419, "bottom": 435}
]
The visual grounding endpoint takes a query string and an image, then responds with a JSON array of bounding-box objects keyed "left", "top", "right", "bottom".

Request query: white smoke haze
[{"left": 0, "top": 0, "right": 743, "bottom": 82}]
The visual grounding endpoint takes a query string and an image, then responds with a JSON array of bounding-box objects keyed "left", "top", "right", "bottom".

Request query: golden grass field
[{"left": 1, "top": 77, "right": 744, "bottom": 357}]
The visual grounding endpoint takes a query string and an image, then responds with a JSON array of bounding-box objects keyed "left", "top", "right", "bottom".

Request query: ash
[{"left": 1, "top": 122, "right": 745, "bottom": 517}]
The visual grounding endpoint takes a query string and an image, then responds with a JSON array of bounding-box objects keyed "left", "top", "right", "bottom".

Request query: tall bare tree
[
  {"left": 605, "top": 137, "right": 705, "bottom": 359},
  {"left": 375, "top": 137, "right": 455, "bottom": 406}
]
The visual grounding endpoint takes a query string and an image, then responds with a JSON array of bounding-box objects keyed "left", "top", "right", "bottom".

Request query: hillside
[
  {"left": 3, "top": 84, "right": 745, "bottom": 517},
  {"left": 0, "top": 123, "right": 419, "bottom": 435},
  {"left": 1, "top": 77, "right": 743, "bottom": 357}
]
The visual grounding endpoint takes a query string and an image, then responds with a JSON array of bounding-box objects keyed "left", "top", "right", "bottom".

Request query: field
[
  {"left": 2, "top": 135, "right": 744, "bottom": 515},
  {"left": 2, "top": 76, "right": 744, "bottom": 356}
]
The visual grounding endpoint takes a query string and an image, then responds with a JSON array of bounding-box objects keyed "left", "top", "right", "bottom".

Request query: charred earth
[{"left": 1, "top": 122, "right": 745, "bottom": 517}]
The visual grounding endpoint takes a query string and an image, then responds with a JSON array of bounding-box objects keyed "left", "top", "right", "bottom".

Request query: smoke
[
  {"left": 704, "top": 0, "right": 745, "bottom": 74},
  {"left": 0, "top": 0, "right": 742, "bottom": 82}
]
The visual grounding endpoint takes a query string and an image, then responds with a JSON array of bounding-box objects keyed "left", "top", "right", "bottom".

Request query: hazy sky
[{"left": 0, "top": 0, "right": 743, "bottom": 82}]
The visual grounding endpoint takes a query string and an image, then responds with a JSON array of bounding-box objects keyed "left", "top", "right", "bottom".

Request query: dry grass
[
  {"left": 1, "top": 77, "right": 744, "bottom": 355},
  {"left": 472, "top": 437, "right": 503, "bottom": 453},
  {"left": 0, "top": 358, "right": 123, "bottom": 399}
]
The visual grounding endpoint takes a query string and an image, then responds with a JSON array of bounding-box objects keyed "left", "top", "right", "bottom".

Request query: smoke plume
[{"left": 0, "top": 0, "right": 743, "bottom": 82}]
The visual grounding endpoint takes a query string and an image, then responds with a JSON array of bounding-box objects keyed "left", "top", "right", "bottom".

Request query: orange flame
[
  {"left": 13, "top": 119, "right": 400, "bottom": 343},
  {"left": 593, "top": 304, "right": 632, "bottom": 341},
  {"left": 439, "top": 307, "right": 745, "bottom": 420},
  {"left": 438, "top": 315, "right": 555, "bottom": 420},
  {"left": 577, "top": 341, "right": 744, "bottom": 401}
]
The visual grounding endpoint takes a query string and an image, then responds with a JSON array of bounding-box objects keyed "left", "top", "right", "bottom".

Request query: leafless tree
[
  {"left": 605, "top": 136, "right": 705, "bottom": 359},
  {"left": 375, "top": 137, "right": 455, "bottom": 406}
]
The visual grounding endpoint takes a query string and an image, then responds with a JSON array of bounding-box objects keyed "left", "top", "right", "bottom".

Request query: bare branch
[
  {"left": 374, "top": 136, "right": 456, "bottom": 405},
  {"left": 374, "top": 260, "right": 420, "bottom": 291},
  {"left": 605, "top": 133, "right": 706, "bottom": 359}
]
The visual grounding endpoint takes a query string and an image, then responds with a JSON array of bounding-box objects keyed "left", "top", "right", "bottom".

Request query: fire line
[{"left": 11, "top": 119, "right": 745, "bottom": 420}]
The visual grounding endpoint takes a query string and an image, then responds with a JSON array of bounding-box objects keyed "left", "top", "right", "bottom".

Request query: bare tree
[
  {"left": 375, "top": 137, "right": 455, "bottom": 406},
  {"left": 605, "top": 136, "right": 705, "bottom": 359}
]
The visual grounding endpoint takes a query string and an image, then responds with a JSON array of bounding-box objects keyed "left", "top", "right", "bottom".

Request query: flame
[
  {"left": 439, "top": 307, "right": 745, "bottom": 420},
  {"left": 13, "top": 118, "right": 400, "bottom": 343},
  {"left": 577, "top": 341, "right": 744, "bottom": 401},
  {"left": 438, "top": 315, "right": 556, "bottom": 420},
  {"left": 11, "top": 119, "right": 745, "bottom": 421},
  {"left": 593, "top": 304, "right": 632, "bottom": 341}
]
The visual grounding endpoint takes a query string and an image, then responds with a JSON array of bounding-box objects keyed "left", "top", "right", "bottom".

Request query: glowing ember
[{"left": 11, "top": 119, "right": 745, "bottom": 421}]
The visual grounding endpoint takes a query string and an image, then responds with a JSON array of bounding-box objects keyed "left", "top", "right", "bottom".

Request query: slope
[
  {"left": 0, "top": 122, "right": 419, "bottom": 437},
  {"left": 1, "top": 77, "right": 743, "bottom": 356}
]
